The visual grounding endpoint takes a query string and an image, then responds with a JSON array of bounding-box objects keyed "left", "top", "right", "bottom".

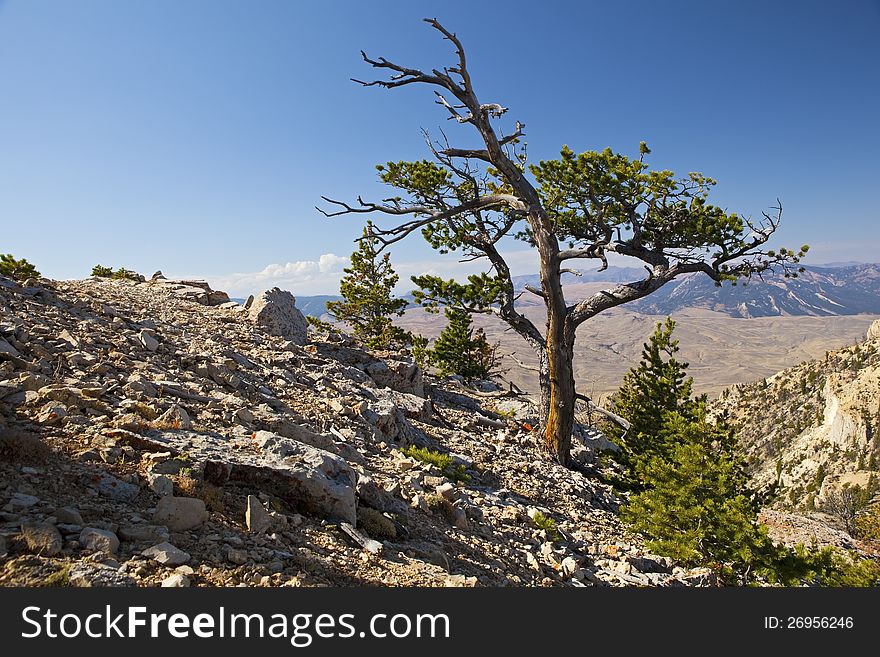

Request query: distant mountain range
[
  {"left": 286, "top": 262, "right": 880, "bottom": 319},
  {"left": 632, "top": 263, "right": 880, "bottom": 317}
]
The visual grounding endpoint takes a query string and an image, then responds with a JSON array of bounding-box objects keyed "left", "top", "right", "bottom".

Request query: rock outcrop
[
  {"left": 714, "top": 324, "right": 880, "bottom": 511},
  {"left": 247, "top": 287, "right": 308, "bottom": 345}
]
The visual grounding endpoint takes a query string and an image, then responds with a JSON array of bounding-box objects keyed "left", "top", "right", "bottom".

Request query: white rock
[
  {"left": 248, "top": 288, "right": 308, "bottom": 345},
  {"left": 147, "top": 473, "right": 174, "bottom": 497},
  {"left": 161, "top": 573, "right": 191, "bottom": 587},
  {"left": 139, "top": 329, "right": 159, "bottom": 352},
  {"left": 142, "top": 541, "right": 191, "bottom": 565},
  {"left": 561, "top": 556, "right": 579, "bottom": 578},
  {"left": 155, "top": 405, "right": 192, "bottom": 430},
  {"left": 436, "top": 482, "right": 456, "bottom": 501},
  {"left": 246, "top": 494, "right": 272, "bottom": 534},
  {"left": 153, "top": 496, "right": 208, "bottom": 531},
  {"left": 80, "top": 527, "right": 120, "bottom": 554}
]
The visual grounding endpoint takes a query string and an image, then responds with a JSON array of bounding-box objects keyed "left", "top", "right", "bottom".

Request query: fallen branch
[
  {"left": 575, "top": 393, "right": 630, "bottom": 431},
  {"left": 339, "top": 522, "right": 383, "bottom": 555}
]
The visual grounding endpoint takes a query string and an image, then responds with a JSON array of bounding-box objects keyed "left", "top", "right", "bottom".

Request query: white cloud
[
  {"left": 207, "top": 253, "right": 349, "bottom": 297},
  {"left": 206, "top": 246, "right": 641, "bottom": 299}
]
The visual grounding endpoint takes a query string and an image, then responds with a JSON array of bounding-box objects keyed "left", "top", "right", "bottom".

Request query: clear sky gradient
[{"left": 2, "top": 0, "right": 879, "bottom": 296}]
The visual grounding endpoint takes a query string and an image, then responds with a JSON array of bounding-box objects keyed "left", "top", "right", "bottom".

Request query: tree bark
[
  {"left": 533, "top": 214, "right": 576, "bottom": 465},
  {"left": 541, "top": 319, "right": 576, "bottom": 466}
]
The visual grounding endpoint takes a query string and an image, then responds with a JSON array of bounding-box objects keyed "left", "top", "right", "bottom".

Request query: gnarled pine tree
[{"left": 319, "top": 19, "right": 806, "bottom": 466}]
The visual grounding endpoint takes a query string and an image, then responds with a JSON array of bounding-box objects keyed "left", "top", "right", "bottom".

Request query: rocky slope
[
  {"left": 0, "top": 274, "right": 714, "bottom": 588},
  {"left": 713, "top": 320, "right": 880, "bottom": 510}
]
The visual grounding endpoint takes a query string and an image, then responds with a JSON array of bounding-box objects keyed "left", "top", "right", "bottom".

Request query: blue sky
[{"left": 2, "top": 0, "right": 879, "bottom": 296}]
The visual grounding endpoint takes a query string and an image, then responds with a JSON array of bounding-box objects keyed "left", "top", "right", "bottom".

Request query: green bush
[
  {"left": 0, "top": 254, "right": 40, "bottom": 280},
  {"left": 401, "top": 445, "right": 469, "bottom": 483},
  {"left": 427, "top": 309, "right": 497, "bottom": 379},
  {"left": 531, "top": 511, "right": 562, "bottom": 542},
  {"left": 91, "top": 265, "right": 141, "bottom": 281}
]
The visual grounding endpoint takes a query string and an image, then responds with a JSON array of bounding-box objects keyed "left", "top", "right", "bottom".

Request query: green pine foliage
[
  {"left": 401, "top": 445, "right": 469, "bottom": 484},
  {"left": 91, "top": 265, "right": 141, "bottom": 281},
  {"left": 326, "top": 222, "right": 409, "bottom": 350},
  {"left": 427, "top": 308, "right": 497, "bottom": 379},
  {"left": 610, "top": 318, "right": 701, "bottom": 471},
  {"left": 616, "top": 319, "right": 880, "bottom": 585},
  {"left": 622, "top": 411, "right": 764, "bottom": 577},
  {"left": 0, "top": 254, "right": 40, "bottom": 280},
  {"left": 531, "top": 511, "right": 562, "bottom": 542}
]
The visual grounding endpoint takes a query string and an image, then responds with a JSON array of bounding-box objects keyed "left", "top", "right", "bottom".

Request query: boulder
[
  {"left": 147, "top": 473, "right": 174, "bottom": 497},
  {"left": 155, "top": 405, "right": 192, "bottom": 430},
  {"left": 246, "top": 494, "right": 272, "bottom": 534},
  {"left": 142, "top": 541, "right": 191, "bottom": 566},
  {"left": 358, "top": 398, "right": 429, "bottom": 447},
  {"left": 161, "top": 573, "right": 191, "bottom": 587},
  {"left": 868, "top": 319, "right": 880, "bottom": 342},
  {"left": 118, "top": 524, "right": 169, "bottom": 543},
  {"left": 80, "top": 527, "right": 120, "bottom": 554},
  {"left": 203, "top": 431, "right": 357, "bottom": 524},
  {"left": 139, "top": 329, "right": 159, "bottom": 352},
  {"left": 373, "top": 388, "right": 432, "bottom": 422},
  {"left": 248, "top": 288, "right": 308, "bottom": 345},
  {"left": 69, "top": 563, "right": 138, "bottom": 587},
  {"left": 53, "top": 507, "right": 84, "bottom": 525},
  {"left": 92, "top": 473, "right": 140, "bottom": 502},
  {"left": 21, "top": 522, "right": 63, "bottom": 556},
  {"left": 365, "top": 358, "right": 424, "bottom": 397},
  {"left": 355, "top": 474, "right": 408, "bottom": 514},
  {"left": 152, "top": 496, "right": 208, "bottom": 531}
]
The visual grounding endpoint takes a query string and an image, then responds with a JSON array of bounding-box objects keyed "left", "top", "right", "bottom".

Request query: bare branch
[
  {"left": 575, "top": 393, "right": 630, "bottom": 431},
  {"left": 507, "top": 353, "right": 541, "bottom": 373},
  {"left": 316, "top": 193, "right": 526, "bottom": 250}
]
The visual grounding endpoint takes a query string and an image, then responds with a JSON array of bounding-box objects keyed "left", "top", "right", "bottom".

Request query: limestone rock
[
  {"left": 139, "top": 329, "right": 159, "bottom": 352},
  {"left": 161, "top": 573, "right": 191, "bottom": 587},
  {"left": 21, "top": 522, "right": 63, "bottom": 556},
  {"left": 147, "top": 473, "right": 174, "bottom": 497},
  {"left": 246, "top": 494, "right": 272, "bottom": 534},
  {"left": 143, "top": 541, "right": 192, "bottom": 565},
  {"left": 69, "top": 563, "right": 138, "bottom": 587},
  {"left": 53, "top": 507, "right": 84, "bottom": 525},
  {"left": 248, "top": 288, "right": 308, "bottom": 345},
  {"left": 163, "top": 430, "right": 361, "bottom": 524},
  {"left": 118, "top": 524, "right": 170, "bottom": 543},
  {"left": 92, "top": 473, "right": 140, "bottom": 502},
  {"left": 155, "top": 404, "right": 192, "bottom": 430},
  {"left": 152, "top": 496, "right": 208, "bottom": 531},
  {"left": 80, "top": 527, "right": 120, "bottom": 554},
  {"left": 365, "top": 358, "right": 424, "bottom": 397}
]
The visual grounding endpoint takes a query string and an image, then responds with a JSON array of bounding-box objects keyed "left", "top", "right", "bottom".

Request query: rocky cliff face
[
  {"left": 713, "top": 320, "right": 880, "bottom": 510},
  {"left": 0, "top": 274, "right": 713, "bottom": 587}
]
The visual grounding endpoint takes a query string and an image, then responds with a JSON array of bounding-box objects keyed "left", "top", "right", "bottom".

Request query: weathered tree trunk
[
  {"left": 541, "top": 319, "right": 576, "bottom": 466},
  {"left": 534, "top": 218, "right": 577, "bottom": 465}
]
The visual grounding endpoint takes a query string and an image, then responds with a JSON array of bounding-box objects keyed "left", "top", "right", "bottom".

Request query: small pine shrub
[
  {"left": 91, "top": 265, "right": 142, "bottom": 281},
  {"left": 427, "top": 309, "right": 497, "bottom": 379},
  {"left": 0, "top": 254, "right": 40, "bottom": 280},
  {"left": 401, "top": 445, "right": 470, "bottom": 483},
  {"left": 531, "top": 511, "right": 562, "bottom": 542}
]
